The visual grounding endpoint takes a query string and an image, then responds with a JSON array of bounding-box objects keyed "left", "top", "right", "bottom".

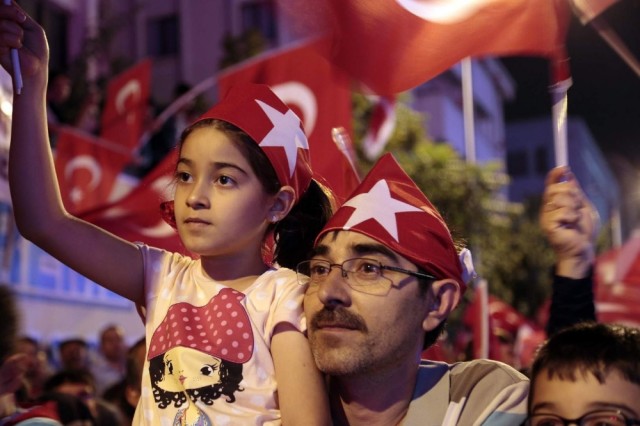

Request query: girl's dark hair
[{"left": 179, "top": 119, "right": 335, "bottom": 269}]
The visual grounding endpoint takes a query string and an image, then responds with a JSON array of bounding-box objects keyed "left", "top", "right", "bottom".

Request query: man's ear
[
  {"left": 268, "top": 185, "right": 296, "bottom": 222},
  {"left": 422, "top": 279, "right": 461, "bottom": 331}
]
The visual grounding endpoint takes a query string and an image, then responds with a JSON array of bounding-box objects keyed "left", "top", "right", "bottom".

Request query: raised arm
[
  {"left": 540, "top": 166, "right": 598, "bottom": 335},
  {"left": 0, "top": 3, "right": 144, "bottom": 304}
]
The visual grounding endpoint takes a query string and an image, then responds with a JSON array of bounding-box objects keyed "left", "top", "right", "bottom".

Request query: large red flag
[
  {"left": 80, "top": 150, "right": 186, "bottom": 254},
  {"left": 100, "top": 59, "right": 152, "bottom": 153},
  {"left": 280, "top": 0, "right": 571, "bottom": 96},
  {"left": 54, "top": 126, "right": 131, "bottom": 215},
  {"left": 217, "top": 39, "right": 360, "bottom": 204}
]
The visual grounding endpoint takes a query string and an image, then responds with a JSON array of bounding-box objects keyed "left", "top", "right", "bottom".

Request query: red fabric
[
  {"left": 2, "top": 401, "right": 60, "bottom": 425},
  {"left": 54, "top": 126, "right": 130, "bottom": 215},
  {"left": 196, "top": 83, "right": 313, "bottom": 202},
  {"left": 594, "top": 232, "right": 640, "bottom": 327},
  {"left": 79, "top": 150, "right": 186, "bottom": 254},
  {"left": 217, "top": 40, "right": 360, "bottom": 205},
  {"left": 362, "top": 96, "right": 397, "bottom": 161},
  {"left": 281, "top": 0, "right": 570, "bottom": 96},
  {"left": 100, "top": 58, "right": 152, "bottom": 152},
  {"left": 318, "top": 153, "right": 464, "bottom": 291}
]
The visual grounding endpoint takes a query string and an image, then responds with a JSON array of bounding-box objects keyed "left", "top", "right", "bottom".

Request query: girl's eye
[
  {"left": 176, "top": 171, "right": 191, "bottom": 183},
  {"left": 216, "top": 175, "right": 235, "bottom": 185}
]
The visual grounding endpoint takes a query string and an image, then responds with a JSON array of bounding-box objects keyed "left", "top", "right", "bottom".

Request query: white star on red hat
[
  {"left": 342, "top": 179, "right": 422, "bottom": 242},
  {"left": 256, "top": 99, "right": 308, "bottom": 178}
]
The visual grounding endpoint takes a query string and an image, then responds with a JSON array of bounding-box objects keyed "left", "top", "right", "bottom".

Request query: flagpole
[
  {"left": 461, "top": 57, "right": 488, "bottom": 358},
  {"left": 549, "top": 56, "right": 572, "bottom": 167},
  {"left": 590, "top": 16, "right": 640, "bottom": 78},
  {"left": 461, "top": 57, "right": 476, "bottom": 164}
]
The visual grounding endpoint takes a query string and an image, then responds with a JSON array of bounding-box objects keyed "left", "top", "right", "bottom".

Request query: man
[
  {"left": 90, "top": 324, "right": 127, "bottom": 396},
  {"left": 300, "top": 154, "right": 528, "bottom": 425}
]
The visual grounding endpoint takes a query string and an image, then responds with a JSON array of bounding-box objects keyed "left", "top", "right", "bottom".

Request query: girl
[{"left": 0, "top": 4, "right": 332, "bottom": 425}]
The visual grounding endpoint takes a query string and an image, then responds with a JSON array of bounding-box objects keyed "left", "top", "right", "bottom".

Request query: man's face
[{"left": 303, "top": 231, "right": 433, "bottom": 377}]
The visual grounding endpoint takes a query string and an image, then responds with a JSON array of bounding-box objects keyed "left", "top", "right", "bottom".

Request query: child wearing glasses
[{"left": 525, "top": 322, "right": 640, "bottom": 426}]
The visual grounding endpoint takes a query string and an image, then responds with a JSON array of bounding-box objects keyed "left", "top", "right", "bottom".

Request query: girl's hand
[{"left": 0, "top": 2, "right": 49, "bottom": 85}]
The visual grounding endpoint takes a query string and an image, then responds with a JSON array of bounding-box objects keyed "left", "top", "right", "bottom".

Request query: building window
[
  {"left": 507, "top": 150, "right": 529, "bottom": 177},
  {"left": 147, "top": 15, "right": 179, "bottom": 57},
  {"left": 241, "top": 0, "right": 277, "bottom": 42},
  {"left": 534, "top": 146, "right": 548, "bottom": 175}
]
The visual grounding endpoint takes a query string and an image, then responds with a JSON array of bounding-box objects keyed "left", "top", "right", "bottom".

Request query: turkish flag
[
  {"left": 54, "top": 126, "right": 131, "bottom": 216},
  {"left": 281, "top": 0, "right": 571, "bottom": 96},
  {"left": 100, "top": 59, "right": 152, "bottom": 153},
  {"left": 217, "top": 39, "right": 360, "bottom": 204},
  {"left": 594, "top": 231, "right": 640, "bottom": 327},
  {"left": 79, "top": 150, "right": 186, "bottom": 254}
]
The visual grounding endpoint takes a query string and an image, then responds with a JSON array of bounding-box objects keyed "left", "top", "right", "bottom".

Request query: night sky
[{"left": 501, "top": 1, "right": 640, "bottom": 169}]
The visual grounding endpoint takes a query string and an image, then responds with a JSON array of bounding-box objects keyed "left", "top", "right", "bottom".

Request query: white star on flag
[
  {"left": 342, "top": 180, "right": 422, "bottom": 242},
  {"left": 256, "top": 99, "right": 309, "bottom": 178}
]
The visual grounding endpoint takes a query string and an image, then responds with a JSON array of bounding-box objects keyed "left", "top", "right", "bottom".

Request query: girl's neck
[{"left": 199, "top": 251, "right": 270, "bottom": 291}]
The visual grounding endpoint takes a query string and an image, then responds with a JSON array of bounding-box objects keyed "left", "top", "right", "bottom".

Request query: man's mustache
[{"left": 310, "top": 307, "right": 368, "bottom": 332}]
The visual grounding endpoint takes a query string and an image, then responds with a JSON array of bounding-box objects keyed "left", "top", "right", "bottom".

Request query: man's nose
[{"left": 316, "top": 266, "right": 351, "bottom": 307}]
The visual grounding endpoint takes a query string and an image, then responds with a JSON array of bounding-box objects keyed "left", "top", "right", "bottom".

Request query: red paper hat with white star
[
  {"left": 195, "top": 83, "right": 313, "bottom": 201},
  {"left": 147, "top": 288, "right": 254, "bottom": 364},
  {"left": 316, "top": 153, "right": 465, "bottom": 291}
]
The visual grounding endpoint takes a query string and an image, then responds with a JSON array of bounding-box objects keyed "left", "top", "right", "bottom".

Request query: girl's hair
[{"left": 179, "top": 119, "right": 335, "bottom": 269}]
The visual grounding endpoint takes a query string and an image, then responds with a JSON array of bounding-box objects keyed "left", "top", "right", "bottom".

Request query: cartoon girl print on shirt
[{"left": 147, "top": 288, "right": 254, "bottom": 426}]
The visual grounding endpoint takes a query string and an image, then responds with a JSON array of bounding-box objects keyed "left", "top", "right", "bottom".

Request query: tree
[{"left": 351, "top": 93, "right": 556, "bottom": 319}]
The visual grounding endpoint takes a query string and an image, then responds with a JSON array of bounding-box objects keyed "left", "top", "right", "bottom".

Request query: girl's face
[
  {"left": 157, "top": 347, "right": 222, "bottom": 392},
  {"left": 173, "top": 127, "right": 277, "bottom": 259}
]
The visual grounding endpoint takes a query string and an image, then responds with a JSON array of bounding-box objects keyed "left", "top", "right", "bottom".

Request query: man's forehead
[{"left": 314, "top": 231, "right": 400, "bottom": 262}]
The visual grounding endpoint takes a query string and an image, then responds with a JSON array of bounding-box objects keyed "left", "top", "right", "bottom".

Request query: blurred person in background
[
  {"left": 14, "top": 336, "right": 53, "bottom": 402},
  {"left": 90, "top": 325, "right": 126, "bottom": 396}
]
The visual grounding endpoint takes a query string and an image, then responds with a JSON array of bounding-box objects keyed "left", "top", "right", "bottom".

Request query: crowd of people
[{"left": 0, "top": 2, "right": 638, "bottom": 425}]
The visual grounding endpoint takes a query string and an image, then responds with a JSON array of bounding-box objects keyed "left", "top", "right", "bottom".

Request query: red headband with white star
[
  {"left": 195, "top": 83, "right": 313, "bottom": 201},
  {"left": 316, "top": 153, "right": 465, "bottom": 291}
]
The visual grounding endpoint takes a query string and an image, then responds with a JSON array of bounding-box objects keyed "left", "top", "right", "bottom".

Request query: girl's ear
[
  {"left": 422, "top": 279, "right": 461, "bottom": 332},
  {"left": 268, "top": 185, "right": 296, "bottom": 222}
]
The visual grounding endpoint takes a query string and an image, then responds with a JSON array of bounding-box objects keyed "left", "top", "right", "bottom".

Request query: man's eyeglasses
[
  {"left": 524, "top": 410, "right": 640, "bottom": 426},
  {"left": 296, "top": 258, "right": 437, "bottom": 296}
]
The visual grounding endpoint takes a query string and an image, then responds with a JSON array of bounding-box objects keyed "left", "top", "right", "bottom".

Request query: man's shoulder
[
  {"left": 407, "top": 360, "right": 529, "bottom": 425},
  {"left": 417, "top": 359, "right": 528, "bottom": 400},
  {"left": 447, "top": 359, "right": 528, "bottom": 384}
]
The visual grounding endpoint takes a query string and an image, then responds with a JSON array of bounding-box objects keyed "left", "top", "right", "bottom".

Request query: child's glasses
[{"left": 524, "top": 410, "right": 640, "bottom": 426}]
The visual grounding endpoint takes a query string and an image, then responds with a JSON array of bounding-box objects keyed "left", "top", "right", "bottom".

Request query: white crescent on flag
[
  {"left": 65, "top": 155, "right": 102, "bottom": 203},
  {"left": 396, "top": 0, "right": 496, "bottom": 23},
  {"left": 115, "top": 80, "right": 142, "bottom": 114},
  {"left": 272, "top": 81, "right": 318, "bottom": 136}
]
